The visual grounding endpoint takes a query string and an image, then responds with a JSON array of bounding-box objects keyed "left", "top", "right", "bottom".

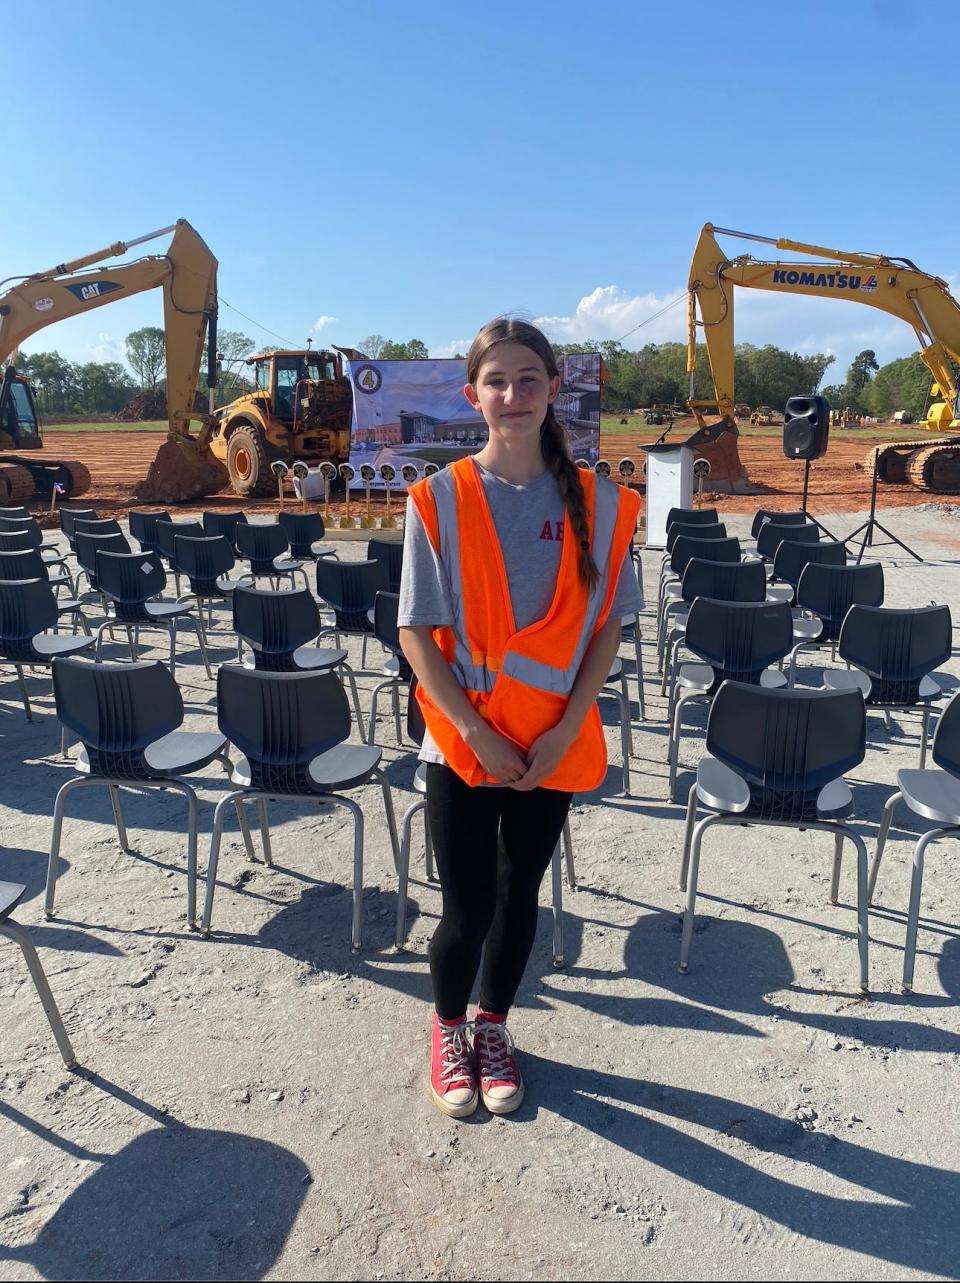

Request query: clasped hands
[{"left": 465, "top": 720, "right": 575, "bottom": 791}]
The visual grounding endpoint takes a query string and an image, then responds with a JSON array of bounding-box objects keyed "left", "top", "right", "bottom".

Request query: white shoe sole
[
  {"left": 481, "top": 1079, "right": 524, "bottom": 1115},
  {"left": 431, "top": 1084, "right": 479, "bottom": 1118}
]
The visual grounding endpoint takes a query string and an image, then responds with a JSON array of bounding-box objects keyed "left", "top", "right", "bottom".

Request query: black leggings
[{"left": 426, "top": 762, "right": 572, "bottom": 1020}]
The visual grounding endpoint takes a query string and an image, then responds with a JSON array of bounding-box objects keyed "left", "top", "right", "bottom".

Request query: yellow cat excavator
[
  {"left": 0, "top": 220, "right": 227, "bottom": 506},
  {"left": 686, "top": 223, "right": 960, "bottom": 492}
]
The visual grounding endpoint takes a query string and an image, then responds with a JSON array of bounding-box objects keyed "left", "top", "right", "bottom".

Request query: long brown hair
[{"left": 466, "top": 318, "right": 599, "bottom": 588}]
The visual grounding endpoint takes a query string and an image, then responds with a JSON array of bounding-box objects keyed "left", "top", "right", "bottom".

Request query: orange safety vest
[{"left": 407, "top": 457, "right": 640, "bottom": 791}]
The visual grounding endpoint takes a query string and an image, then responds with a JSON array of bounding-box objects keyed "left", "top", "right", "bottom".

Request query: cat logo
[{"left": 64, "top": 280, "right": 123, "bottom": 304}]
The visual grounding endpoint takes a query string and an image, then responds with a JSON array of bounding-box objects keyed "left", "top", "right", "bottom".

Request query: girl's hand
[
  {"left": 464, "top": 721, "right": 529, "bottom": 784},
  {"left": 511, "top": 724, "right": 576, "bottom": 791}
]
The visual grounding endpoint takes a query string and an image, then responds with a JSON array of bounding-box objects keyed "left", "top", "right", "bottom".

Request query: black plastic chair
[
  {"left": 366, "top": 592, "right": 412, "bottom": 745},
  {"left": 155, "top": 519, "right": 204, "bottom": 595},
  {"left": 0, "top": 506, "right": 30, "bottom": 521},
  {"left": 0, "top": 578, "right": 95, "bottom": 719},
  {"left": 657, "top": 535, "right": 743, "bottom": 624},
  {"left": 46, "top": 657, "right": 235, "bottom": 927},
  {"left": 668, "top": 598, "right": 793, "bottom": 799},
  {"left": 788, "top": 562, "right": 884, "bottom": 685},
  {"left": 0, "top": 548, "right": 87, "bottom": 632},
  {"left": 0, "top": 882, "right": 76, "bottom": 1067},
  {"left": 172, "top": 534, "right": 237, "bottom": 633},
  {"left": 232, "top": 584, "right": 364, "bottom": 734},
  {"left": 666, "top": 506, "right": 717, "bottom": 531},
  {"left": 72, "top": 517, "right": 123, "bottom": 541},
  {"left": 658, "top": 556, "right": 767, "bottom": 689},
  {"left": 869, "top": 690, "right": 960, "bottom": 990},
  {"left": 677, "top": 681, "right": 869, "bottom": 992},
  {"left": 658, "top": 520, "right": 726, "bottom": 580},
  {"left": 94, "top": 550, "right": 211, "bottom": 677},
  {"left": 200, "top": 666, "right": 400, "bottom": 950},
  {"left": 278, "top": 511, "right": 337, "bottom": 562},
  {"left": 60, "top": 507, "right": 98, "bottom": 550},
  {"left": 0, "top": 514, "right": 60, "bottom": 552},
  {"left": 824, "top": 604, "right": 952, "bottom": 766},
  {"left": 367, "top": 538, "right": 404, "bottom": 594},
  {"left": 771, "top": 538, "right": 846, "bottom": 597},
  {"left": 0, "top": 524, "right": 72, "bottom": 573},
  {"left": 128, "top": 509, "right": 171, "bottom": 554},
  {"left": 316, "top": 558, "right": 380, "bottom": 661},
  {"left": 75, "top": 530, "right": 131, "bottom": 596},
  {"left": 756, "top": 520, "right": 818, "bottom": 563},
  {"left": 235, "top": 521, "right": 307, "bottom": 590},
  {"left": 750, "top": 508, "right": 807, "bottom": 539},
  {"left": 202, "top": 510, "right": 248, "bottom": 553}
]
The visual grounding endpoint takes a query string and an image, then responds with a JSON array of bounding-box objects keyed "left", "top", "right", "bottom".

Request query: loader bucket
[
  {"left": 682, "top": 417, "right": 754, "bottom": 494},
  {"left": 133, "top": 434, "right": 228, "bottom": 504}
]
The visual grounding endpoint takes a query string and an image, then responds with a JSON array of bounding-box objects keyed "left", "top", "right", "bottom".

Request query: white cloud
[
  {"left": 428, "top": 339, "right": 471, "bottom": 360},
  {"left": 311, "top": 315, "right": 337, "bottom": 332},
  {"left": 535, "top": 285, "right": 688, "bottom": 345},
  {"left": 88, "top": 332, "right": 126, "bottom": 363}
]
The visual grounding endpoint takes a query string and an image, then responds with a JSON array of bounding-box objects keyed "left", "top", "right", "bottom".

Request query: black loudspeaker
[{"left": 783, "top": 395, "right": 830, "bottom": 461}]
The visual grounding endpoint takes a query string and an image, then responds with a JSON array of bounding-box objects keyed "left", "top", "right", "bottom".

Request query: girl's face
[{"left": 464, "top": 342, "right": 560, "bottom": 441}]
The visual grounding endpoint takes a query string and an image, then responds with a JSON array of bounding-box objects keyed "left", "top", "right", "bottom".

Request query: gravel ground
[{"left": 1, "top": 507, "right": 959, "bottom": 1282}]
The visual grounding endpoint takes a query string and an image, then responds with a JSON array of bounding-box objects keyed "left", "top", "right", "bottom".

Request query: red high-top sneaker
[
  {"left": 472, "top": 1008, "right": 524, "bottom": 1114},
  {"left": 430, "top": 1013, "right": 478, "bottom": 1118}
]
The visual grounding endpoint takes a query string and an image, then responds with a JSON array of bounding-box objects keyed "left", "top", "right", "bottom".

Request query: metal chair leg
[
  {"left": 193, "top": 618, "right": 213, "bottom": 680},
  {"left": 234, "top": 800, "right": 258, "bottom": 863},
  {"left": 920, "top": 708, "right": 931, "bottom": 768},
  {"left": 829, "top": 830, "right": 844, "bottom": 905},
  {"left": 850, "top": 828, "right": 870, "bottom": 994},
  {"left": 868, "top": 790, "right": 902, "bottom": 902},
  {"left": 161, "top": 779, "right": 200, "bottom": 926},
  {"left": 256, "top": 798, "right": 272, "bottom": 866},
  {"left": 424, "top": 811, "right": 435, "bottom": 881},
  {"left": 551, "top": 843, "right": 564, "bottom": 967},
  {"left": 562, "top": 817, "right": 576, "bottom": 891},
  {"left": 14, "top": 665, "right": 31, "bottom": 720},
  {"left": 44, "top": 776, "right": 98, "bottom": 918},
  {"left": 202, "top": 791, "right": 247, "bottom": 933},
  {"left": 109, "top": 786, "right": 131, "bottom": 853},
  {"left": 342, "top": 662, "right": 366, "bottom": 740},
  {"left": 167, "top": 622, "right": 177, "bottom": 676},
  {"left": 902, "top": 827, "right": 950, "bottom": 992},
  {"left": 361, "top": 634, "right": 369, "bottom": 669},
  {"left": 679, "top": 782, "right": 699, "bottom": 891},
  {"left": 392, "top": 680, "right": 402, "bottom": 743},
  {"left": 374, "top": 767, "right": 401, "bottom": 874},
  {"left": 0, "top": 921, "right": 77, "bottom": 1068},
  {"left": 395, "top": 801, "right": 422, "bottom": 948}
]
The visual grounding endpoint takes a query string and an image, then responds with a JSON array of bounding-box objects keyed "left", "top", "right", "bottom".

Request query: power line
[
  {"left": 615, "top": 290, "right": 688, "bottom": 344},
  {"left": 219, "top": 296, "right": 299, "bottom": 348}
]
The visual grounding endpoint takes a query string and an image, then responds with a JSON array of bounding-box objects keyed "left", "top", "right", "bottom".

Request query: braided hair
[{"left": 466, "top": 318, "right": 600, "bottom": 588}]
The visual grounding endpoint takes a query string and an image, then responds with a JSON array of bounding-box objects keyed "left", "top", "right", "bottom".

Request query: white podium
[{"left": 643, "top": 443, "right": 694, "bottom": 548}]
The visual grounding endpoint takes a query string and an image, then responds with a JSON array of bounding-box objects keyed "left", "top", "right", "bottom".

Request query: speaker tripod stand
[
  {"left": 843, "top": 450, "right": 923, "bottom": 564},
  {"left": 798, "top": 457, "right": 839, "bottom": 540}
]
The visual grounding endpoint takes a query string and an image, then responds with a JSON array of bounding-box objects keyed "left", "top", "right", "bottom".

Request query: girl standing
[{"left": 398, "top": 318, "right": 642, "bottom": 1116}]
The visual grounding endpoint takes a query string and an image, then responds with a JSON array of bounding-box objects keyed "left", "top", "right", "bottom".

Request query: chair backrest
[
  {"left": 172, "top": 534, "right": 235, "bottom": 590},
  {"left": 665, "top": 520, "right": 725, "bottom": 553},
  {"left": 367, "top": 539, "right": 404, "bottom": 593},
  {"left": 932, "top": 689, "right": 960, "bottom": 776},
  {"left": 52, "top": 656, "right": 184, "bottom": 779},
  {"left": 750, "top": 508, "right": 807, "bottom": 539},
  {"left": 795, "top": 562, "right": 884, "bottom": 643},
  {"left": 217, "top": 665, "right": 351, "bottom": 792},
  {"left": 0, "top": 506, "right": 29, "bottom": 521},
  {"left": 278, "top": 511, "right": 325, "bottom": 558},
  {"left": 128, "top": 509, "right": 171, "bottom": 553},
  {"left": 0, "top": 547, "right": 50, "bottom": 584},
  {"left": 684, "top": 598, "right": 794, "bottom": 682},
  {"left": 315, "top": 558, "right": 380, "bottom": 630},
  {"left": 669, "top": 535, "right": 741, "bottom": 579},
  {"left": 706, "top": 680, "right": 865, "bottom": 821},
  {"left": 235, "top": 521, "right": 289, "bottom": 571},
  {"left": 407, "top": 675, "right": 426, "bottom": 746},
  {"left": 95, "top": 551, "right": 166, "bottom": 619},
  {"left": 75, "top": 531, "right": 131, "bottom": 580},
  {"left": 680, "top": 557, "right": 766, "bottom": 605},
  {"left": 666, "top": 506, "right": 717, "bottom": 529},
  {"left": 772, "top": 538, "right": 846, "bottom": 590},
  {"left": 155, "top": 519, "right": 204, "bottom": 561},
  {"left": 838, "top": 603, "right": 952, "bottom": 704},
  {"left": 0, "top": 515, "right": 38, "bottom": 534},
  {"left": 0, "top": 525, "right": 41, "bottom": 552},
  {"left": 756, "top": 520, "right": 819, "bottom": 561},
  {"left": 72, "top": 518, "right": 122, "bottom": 541},
  {"left": 233, "top": 585, "right": 321, "bottom": 670},
  {"left": 203, "top": 510, "right": 249, "bottom": 550},
  {"left": 60, "top": 507, "right": 98, "bottom": 545},
  {"left": 0, "top": 578, "right": 59, "bottom": 657}
]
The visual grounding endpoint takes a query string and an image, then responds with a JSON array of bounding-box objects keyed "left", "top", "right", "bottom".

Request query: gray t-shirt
[{"left": 398, "top": 460, "right": 643, "bottom": 764}]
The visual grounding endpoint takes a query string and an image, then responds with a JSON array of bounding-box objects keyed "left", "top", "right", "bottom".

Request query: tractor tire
[
  {"left": 0, "top": 464, "right": 36, "bottom": 505},
  {"left": 226, "top": 425, "right": 275, "bottom": 498},
  {"left": 57, "top": 460, "right": 92, "bottom": 498}
]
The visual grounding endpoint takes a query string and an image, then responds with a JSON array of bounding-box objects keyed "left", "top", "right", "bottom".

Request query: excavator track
[
  {"left": 906, "top": 443, "right": 960, "bottom": 493},
  {"left": 0, "top": 455, "right": 91, "bottom": 502},
  {"left": 859, "top": 437, "right": 960, "bottom": 486}
]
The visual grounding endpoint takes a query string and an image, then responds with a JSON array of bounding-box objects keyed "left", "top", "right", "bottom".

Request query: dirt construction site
[{"left": 2, "top": 422, "right": 960, "bottom": 1280}]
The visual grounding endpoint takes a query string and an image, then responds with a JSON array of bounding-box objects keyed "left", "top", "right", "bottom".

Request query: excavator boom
[{"left": 686, "top": 223, "right": 960, "bottom": 493}]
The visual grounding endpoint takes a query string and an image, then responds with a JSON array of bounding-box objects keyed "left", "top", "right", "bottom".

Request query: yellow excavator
[
  {"left": 686, "top": 223, "right": 960, "bottom": 492},
  {"left": 0, "top": 220, "right": 227, "bottom": 506}
]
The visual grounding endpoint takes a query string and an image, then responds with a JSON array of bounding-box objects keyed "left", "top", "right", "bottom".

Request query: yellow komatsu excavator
[
  {"left": 0, "top": 220, "right": 227, "bottom": 506},
  {"left": 686, "top": 223, "right": 960, "bottom": 493}
]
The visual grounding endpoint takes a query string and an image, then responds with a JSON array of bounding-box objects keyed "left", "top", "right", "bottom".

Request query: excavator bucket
[
  {"left": 682, "top": 417, "right": 753, "bottom": 493},
  {"left": 133, "top": 433, "right": 228, "bottom": 504}
]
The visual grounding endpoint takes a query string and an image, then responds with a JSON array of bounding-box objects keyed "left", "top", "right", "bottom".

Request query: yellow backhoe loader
[
  {"left": 686, "top": 223, "right": 960, "bottom": 492},
  {"left": 0, "top": 220, "right": 227, "bottom": 506}
]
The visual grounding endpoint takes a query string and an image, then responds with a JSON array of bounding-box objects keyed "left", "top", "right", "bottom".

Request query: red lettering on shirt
[{"left": 539, "top": 520, "right": 554, "bottom": 541}]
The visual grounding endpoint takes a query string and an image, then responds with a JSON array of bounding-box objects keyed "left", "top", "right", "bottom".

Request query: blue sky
[{"left": 6, "top": 0, "right": 952, "bottom": 385}]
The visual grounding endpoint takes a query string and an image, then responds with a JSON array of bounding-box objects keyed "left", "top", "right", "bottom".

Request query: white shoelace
[
  {"left": 474, "top": 1020, "right": 518, "bottom": 1082},
  {"left": 438, "top": 1021, "right": 475, "bottom": 1087}
]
